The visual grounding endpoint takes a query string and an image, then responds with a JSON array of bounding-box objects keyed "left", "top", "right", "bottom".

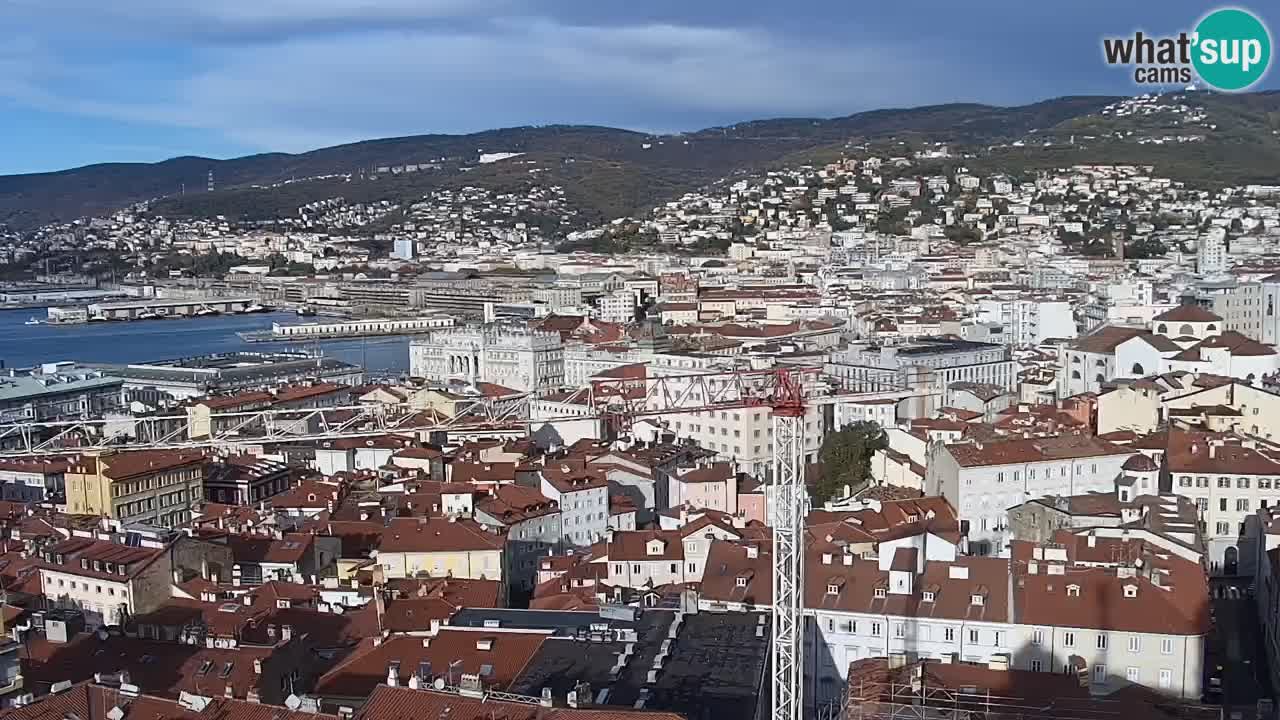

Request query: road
[{"left": 1208, "top": 578, "right": 1273, "bottom": 716}]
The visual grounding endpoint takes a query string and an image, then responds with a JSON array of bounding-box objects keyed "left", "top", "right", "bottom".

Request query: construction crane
[{"left": 0, "top": 365, "right": 916, "bottom": 720}]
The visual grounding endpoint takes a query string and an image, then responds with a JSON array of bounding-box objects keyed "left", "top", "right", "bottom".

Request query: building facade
[{"left": 409, "top": 324, "right": 564, "bottom": 392}]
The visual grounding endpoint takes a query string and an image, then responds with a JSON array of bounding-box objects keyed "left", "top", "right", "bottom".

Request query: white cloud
[{"left": 0, "top": 9, "right": 982, "bottom": 154}]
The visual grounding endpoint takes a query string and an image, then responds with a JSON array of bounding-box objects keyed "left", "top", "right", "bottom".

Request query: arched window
[
  {"left": 1071, "top": 371, "right": 1081, "bottom": 380},
  {"left": 1095, "top": 374, "right": 1105, "bottom": 385},
  {"left": 1207, "top": 324, "right": 1217, "bottom": 332},
  {"left": 1071, "top": 355, "right": 1081, "bottom": 364},
  {"left": 1179, "top": 324, "right": 1194, "bottom": 336},
  {"left": 1157, "top": 324, "right": 1168, "bottom": 334},
  {"left": 1131, "top": 363, "right": 1144, "bottom": 375}
]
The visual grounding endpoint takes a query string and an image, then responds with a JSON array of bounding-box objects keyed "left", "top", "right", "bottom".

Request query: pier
[
  {"left": 84, "top": 297, "right": 262, "bottom": 321},
  {"left": 238, "top": 315, "right": 456, "bottom": 343}
]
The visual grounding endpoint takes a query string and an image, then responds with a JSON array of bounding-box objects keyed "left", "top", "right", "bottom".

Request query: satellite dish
[
  {"left": 433, "top": 678, "right": 446, "bottom": 691},
  {"left": 285, "top": 695, "right": 302, "bottom": 711}
]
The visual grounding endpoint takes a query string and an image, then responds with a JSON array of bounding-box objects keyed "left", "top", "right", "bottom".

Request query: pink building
[{"left": 668, "top": 462, "right": 738, "bottom": 517}]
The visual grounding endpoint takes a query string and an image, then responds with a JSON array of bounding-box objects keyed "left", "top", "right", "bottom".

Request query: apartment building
[
  {"left": 474, "top": 484, "right": 562, "bottom": 593},
  {"left": 1166, "top": 431, "right": 1280, "bottom": 575},
  {"left": 926, "top": 435, "right": 1135, "bottom": 555},
  {"left": 0, "top": 457, "right": 69, "bottom": 502},
  {"left": 375, "top": 516, "right": 505, "bottom": 584},
  {"left": 976, "top": 297, "right": 1077, "bottom": 346},
  {"left": 538, "top": 463, "right": 609, "bottom": 547},
  {"left": 827, "top": 339, "right": 1016, "bottom": 419},
  {"left": 203, "top": 454, "right": 291, "bottom": 506},
  {"left": 65, "top": 449, "right": 207, "bottom": 528}
]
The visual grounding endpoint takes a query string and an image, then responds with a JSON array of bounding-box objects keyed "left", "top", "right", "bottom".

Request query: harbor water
[{"left": 0, "top": 308, "right": 412, "bottom": 375}]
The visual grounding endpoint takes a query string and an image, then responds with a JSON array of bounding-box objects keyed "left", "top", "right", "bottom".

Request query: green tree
[{"left": 812, "top": 421, "right": 888, "bottom": 504}]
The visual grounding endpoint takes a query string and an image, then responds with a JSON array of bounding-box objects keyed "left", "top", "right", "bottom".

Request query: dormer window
[
  {"left": 906, "top": 514, "right": 919, "bottom": 523},
  {"left": 874, "top": 587, "right": 886, "bottom": 599},
  {"left": 736, "top": 577, "right": 748, "bottom": 588},
  {"left": 922, "top": 591, "right": 935, "bottom": 602},
  {"left": 971, "top": 594, "right": 984, "bottom": 606},
  {"left": 1067, "top": 584, "right": 1081, "bottom": 597},
  {"left": 826, "top": 584, "right": 841, "bottom": 595},
  {"left": 1123, "top": 584, "right": 1138, "bottom": 598}
]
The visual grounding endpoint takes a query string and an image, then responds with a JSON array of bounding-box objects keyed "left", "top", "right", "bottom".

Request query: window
[
  {"left": 1031, "top": 660, "right": 1043, "bottom": 672},
  {"left": 1238, "top": 499, "right": 1251, "bottom": 512},
  {"left": 1032, "top": 629, "right": 1044, "bottom": 645},
  {"left": 1218, "top": 478, "right": 1231, "bottom": 489},
  {"left": 893, "top": 623, "right": 905, "bottom": 638},
  {"left": 1160, "top": 638, "right": 1174, "bottom": 655},
  {"left": 1096, "top": 634, "right": 1108, "bottom": 650},
  {"left": 870, "top": 622, "right": 882, "bottom": 637},
  {"left": 1131, "top": 362, "right": 1144, "bottom": 375},
  {"left": 1063, "top": 632, "right": 1075, "bottom": 647},
  {"left": 970, "top": 594, "right": 984, "bottom": 606},
  {"left": 1093, "top": 665, "right": 1107, "bottom": 683},
  {"left": 874, "top": 587, "right": 886, "bottom": 599},
  {"left": 1158, "top": 669, "right": 1172, "bottom": 689},
  {"left": 1220, "top": 498, "right": 1228, "bottom": 512},
  {"left": 1128, "top": 635, "right": 1140, "bottom": 652},
  {"left": 1197, "top": 477, "right": 1209, "bottom": 488},
  {"left": 1179, "top": 477, "right": 1192, "bottom": 488},
  {"left": 1262, "top": 479, "right": 1273, "bottom": 490},
  {"left": 1239, "top": 478, "right": 1251, "bottom": 489},
  {"left": 922, "top": 591, "right": 935, "bottom": 602},
  {"left": 1066, "top": 584, "right": 1080, "bottom": 597},
  {"left": 1196, "top": 498, "right": 1208, "bottom": 511},
  {"left": 1126, "top": 667, "right": 1140, "bottom": 683},
  {"left": 968, "top": 629, "right": 978, "bottom": 644},
  {"left": 944, "top": 628, "right": 955, "bottom": 642},
  {"left": 1216, "top": 521, "right": 1230, "bottom": 535}
]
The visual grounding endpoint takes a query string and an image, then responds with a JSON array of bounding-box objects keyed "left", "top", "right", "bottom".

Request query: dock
[
  {"left": 85, "top": 297, "right": 266, "bottom": 321},
  {"left": 237, "top": 316, "right": 456, "bottom": 343}
]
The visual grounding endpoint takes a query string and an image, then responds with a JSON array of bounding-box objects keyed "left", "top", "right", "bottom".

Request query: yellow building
[
  {"left": 375, "top": 516, "right": 505, "bottom": 583},
  {"left": 65, "top": 449, "right": 207, "bottom": 527}
]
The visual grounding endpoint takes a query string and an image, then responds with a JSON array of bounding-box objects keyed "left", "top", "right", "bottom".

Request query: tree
[{"left": 812, "top": 421, "right": 888, "bottom": 504}]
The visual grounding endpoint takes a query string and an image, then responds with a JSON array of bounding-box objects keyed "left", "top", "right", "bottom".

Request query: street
[{"left": 1209, "top": 579, "right": 1274, "bottom": 717}]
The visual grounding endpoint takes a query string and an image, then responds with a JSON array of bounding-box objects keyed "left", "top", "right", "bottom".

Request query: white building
[
  {"left": 976, "top": 298, "right": 1077, "bottom": 346},
  {"left": 1197, "top": 227, "right": 1227, "bottom": 276},
  {"left": 410, "top": 323, "right": 564, "bottom": 392},
  {"left": 925, "top": 435, "right": 1136, "bottom": 556},
  {"left": 597, "top": 288, "right": 638, "bottom": 324}
]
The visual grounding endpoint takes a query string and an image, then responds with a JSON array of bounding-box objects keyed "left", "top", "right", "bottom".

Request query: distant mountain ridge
[{"left": 3, "top": 92, "right": 1279, "bottom": 231}]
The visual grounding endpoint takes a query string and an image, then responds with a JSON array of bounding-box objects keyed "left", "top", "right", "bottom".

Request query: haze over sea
[{"left": 0, "top": 308, "right": 410, "bottom": 375}]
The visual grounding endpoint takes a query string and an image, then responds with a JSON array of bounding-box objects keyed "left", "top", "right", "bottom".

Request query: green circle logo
[{"left": 1192, "top": 8, "right": 1272, "bottom": 91}]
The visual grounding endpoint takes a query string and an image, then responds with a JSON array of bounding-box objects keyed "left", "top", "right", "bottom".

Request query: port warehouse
[
  {"left": 267, "top": 315, "right": 456, "bottom": 339},
  {"left": 83, "top": 297, "right": 257, "bottom": 320}
]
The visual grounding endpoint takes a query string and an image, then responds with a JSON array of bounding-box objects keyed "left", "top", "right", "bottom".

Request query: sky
[{"left": 1, "top": 1, "right": 1277, "bottom": 175}]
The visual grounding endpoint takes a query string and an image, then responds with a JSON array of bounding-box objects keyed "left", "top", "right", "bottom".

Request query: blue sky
[{"left": 1, "top": 0, "right": 1276, "bottom": 175}]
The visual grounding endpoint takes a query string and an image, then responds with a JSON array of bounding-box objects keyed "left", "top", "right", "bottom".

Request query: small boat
[
  {"left": 296, "top": 307, "right": 317, "bottom": 317},
  {"left": 24, "top": 317, "right": 41, "bottom": 326},
  {"left": 194, "top": 306, "right": 219, "bottom": 317},
  {"left": 136, "top": 310, "right": 158, "bottom": 320},
  {"left": 241, "top": 303, "right": 270, "bottom": 314}
]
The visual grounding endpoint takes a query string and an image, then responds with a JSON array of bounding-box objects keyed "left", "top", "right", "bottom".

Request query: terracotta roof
[
  {"left": 315, "top": 630, "right": 544, "bottom": 698},
  {"left": 607, "top": 529, "right": 683, "bottom": 562},
  {"left": 945, "top": 435, "right": 1132, "bottom": 468},
  {"left": 1165, "top": 431, "right": 1280, "bottom": 475},
  {"left": 1122, "top": 453, "right": 1159, "bottom": 472},
  {"left": 354, "top": 685, "right": 683, "bottom": 720},
  {"left": 378, "top": 517, "right": 504, "bottom": 554},
  {"left": 1152, "top": 305, "right": 1223, "bottom": 323},
  {"left": 5, "top": 683, "right": 337, "bottom": 720},
  {"left": 1067, "top": 325, "right": 1149, "bottom": 354}
]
